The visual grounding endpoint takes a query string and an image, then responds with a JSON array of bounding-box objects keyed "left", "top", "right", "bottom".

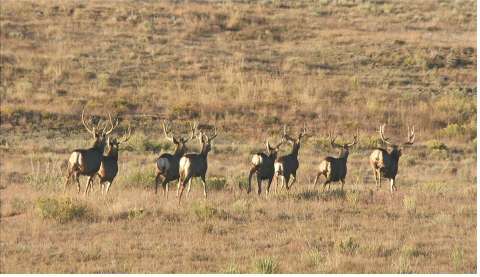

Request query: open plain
[{"left": 0, "top": 0, "right": 477, "bottom": 273}]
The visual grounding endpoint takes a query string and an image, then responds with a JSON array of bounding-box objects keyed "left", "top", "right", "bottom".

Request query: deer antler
[
  {"left": 282, "top": 125, "right": 295, "bottom": 142},
  {"left": 81, "top": 107, "right": 96, "bottom": 136},
  {"left": 180, "top": 121, "right": 197, "bottom": 143},
  {"left": 162, "top": 120, "right": 175, "bottom": 143},
  {"left": 118, "top": 124, "right": 132, "bottom": 144},
  {"left": 328, "top": 130, "right": 342, "bottom": 148},
  {"left": 378, "top": 124, "right": 392, "bottom": 145},
  {"left": 347, "top": 129, "right": 359, "bottom": 147},
  {"left": 207, "top": 126, "right": 218, "bottom": 142},
  {"left": 298, "top": 122, "right": 307, "bottom": 139},
  {"left": 404, "top": 125, "right": 415, "bottom": 145},
  {"left": 104, "top": 113, "right": 119, "bottom": 135}
]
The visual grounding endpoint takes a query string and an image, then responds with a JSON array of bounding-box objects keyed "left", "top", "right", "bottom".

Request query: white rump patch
[
  {"left": 251, "top": 154, "right": 263, "bottom": 166},
  {"left": 156, "top": 158, "right": 170, "bottom": 173},
  {"left": 179, "top": 156, "right": 191, "bottom": 176},
  {"left": 69, "top": 152, "right": 82, "bottom": 168},
  {"left": 274, "top": 162, "right": 283, "bottom": 175}
]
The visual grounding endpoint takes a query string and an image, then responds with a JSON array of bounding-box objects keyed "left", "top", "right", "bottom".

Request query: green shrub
[
  {"left": 437, "top": 123, "right": 466, "bottom": 139},
  {"left": 208, "top": 176, "right": 227, "bottom": 190},
  {"left": 122, "top": 169, "right": 156, "bottom": 190},
  {"left": 254, "top": 257, "right": 279, "bottom": 274},
  {"left": 451, "top": 247, "right": 464, "bottom": 271},
  {"left": 425, "top": 140, "right": 448, "bottom": 151},
  {"left": 231, "top": 199, "right": 250, "bottom": 214},
  {"left": 127, "top": 208, "right": 145, "bottom": 220},
  {"left": 11, "top": 198, "right": 29, "bottom": 214},
  {"left": 191, "top": 202, "right": 218, "bottom": 221},
  {"left": 337, "top": 236, "right": 359, "bottom": 256},
  {"left": 35, "top": 197, "right": 92, "bottom": 223}
]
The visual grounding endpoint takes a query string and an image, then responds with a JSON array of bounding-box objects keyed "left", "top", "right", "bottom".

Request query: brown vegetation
[{"left": 0, "top": 0, "right": 476, "bottom": 273}]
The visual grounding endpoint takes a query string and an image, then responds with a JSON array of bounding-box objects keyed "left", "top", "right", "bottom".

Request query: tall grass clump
[{"left": 254, "top": 256, "right": 279, "bottom": 274}]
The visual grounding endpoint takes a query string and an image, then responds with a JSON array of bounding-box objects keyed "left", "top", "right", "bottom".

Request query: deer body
[
  {"left": 274, "top": 125, "right": 307, "bottom": 191},
  {"left": 248, "top": 139, "right": 283, "bottom": 195},
  {"left": 370, "top": 124, "right": 415, "bottom": 193},
  {"left": 155, "top": 121, "right": 196, "bottom": 198},
  {"left": 97, "top": 126, "right": 131, "bottom": 194},
  {"left": 313, "top": 131, "right": 357, "bottom": 191},
  {"left": 177, "top": 127, "right": 217, "bottom": 204},
  {"left": 64, "top": 108, "right": 117, "bottom": 195}
]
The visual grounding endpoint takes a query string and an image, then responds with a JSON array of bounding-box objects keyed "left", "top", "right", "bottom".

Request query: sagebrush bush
[
  {"left": 35, "top": 197, "right": 94, "bottom": 223},
  {"left": 337, "top": 236, "right": 359, "bottom": 256},
  {"left": 191, "top": 202, "right": 218, "bottom": 221},
  {"left": 425, "top": 140, "right": 448, "bottom": 151},
  {"left": 208, "top": 176, "right": 227, "bottom": 190}
]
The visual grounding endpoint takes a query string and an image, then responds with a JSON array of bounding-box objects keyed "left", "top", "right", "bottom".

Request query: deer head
[
  {"left": 328, "top": 129, "right": 358, "bottom": 159},
  {"left": 81, "top": 107, "right": 119, "bottom": 150},
  {"left": 282, "top": 123, "right": 307, "bottom": 155},
  {"left": 106, "top": 123, "right": 132, "bottom": 158},
  {"left": 378, "top": 124, "right": 415, "bottom": 160},
  {"left": 265, "top": 137, "right": 284, "bottom": 158},
  {"left": 198, "top": 125, "right": 218, "bottom": 155},
  {"left": 162, "top": 120, "right": 197, "bottom": 155}
]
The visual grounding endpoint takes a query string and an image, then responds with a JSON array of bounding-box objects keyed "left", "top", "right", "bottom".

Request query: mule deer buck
[
  {"left": 95, "top": 122, "right": 132, "bottom": 194},
  {"left": 248, "top": 137, "right": 285, "bottom": 196},
  {"left": 177, "top": 126, "right": 218, "bottom": 204},
  {"left": 313, "top": 130, "right": 358, "bottom": 191},
  {"left": 154, "top": 120, "right": 197, "bottom": 198},
  {"left": 370, "top": 124, "right": 415, "bottom": 193},
  {"left": 274, "top": 124, "right": 307, "bottom": 192},
  {"left": 64, "top": 108, "right": 118, "bottom": 194}
]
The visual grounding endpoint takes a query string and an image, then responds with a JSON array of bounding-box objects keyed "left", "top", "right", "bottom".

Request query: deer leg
[
  {"left": 200, "top": 176, "right": 207, "bottom": 199},
  {"left": 247, "top": 167, "right": 256, "bottom": 194},
  {"left": 154, "top": 173, "right": 161, "bottom": 194},
  {"left": 266, "top": 177, "right": 274, "bottom": 195},
  {"left": 274, "top": 175, "right": 280, "bottom": 194},
  {"left": 186, "top": 179, "right": 193, "bottom": 198},
  {"left": 378, "top": 170, "right": 382, "bottom": 189},
  {"left": 283, "top": 176, "right": 290, "bottom": 190},
  {"left": 322, "top": 180, "right": 329, "bottom": 192},
  {"left": 75, "top": 174, "right": 81, "bottom": 193},
  {"left": 341, "top": 179, "right": 345, "bottom": 191},
  {"left": 84, "top": 175, "right": 94, "bottom": 196},
  {"left": 64, "top": 170, "right": 72, "bottom": 192},
  {"left": 164, "top": 180, "right": 169, "bottom": 199},
  {"left": 177, "top": 175, "right": 190, "bottom": 205},
  {"left": 257, "top": 175, "right": 262, "bottom": 196},
  {"left": 106, "top": 181, "right": 112, "bottom": 194},
  {"left": 390, "top": 178, "right": 398, "bottom": 192},
  {"left": 313, "top": 172, "right": 321, "bottom": 187},
  {"left": 288, "top": 173, "right": 297, "bottom": 190}
]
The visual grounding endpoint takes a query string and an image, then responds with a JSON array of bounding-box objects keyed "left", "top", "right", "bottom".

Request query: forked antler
[
  {"left": 118, "top": 124, "right": 133, "bottom": 144},
  {"left": 298, "top": 123, "right": 307, "bottom": 139},
  {"left": 179, "top": 121, "right": 197, "bottom": 143},
  {"left": 104, "top": 113, "right": 120, "bottom": 135},
  {"left": 328, "top": 130, "right": 342, "bottom": 148},
  {"left": 162, "top": 120, "right": 175, "bottom": 142},
  {"left": 346, "top": 129, "right": 359, "bottom": 147},
  {"left": 378, "top": 124, "right": 393, "bottom": 146},
  {"left": 81, "top": 107, "right": 104, "bottom": 136}
]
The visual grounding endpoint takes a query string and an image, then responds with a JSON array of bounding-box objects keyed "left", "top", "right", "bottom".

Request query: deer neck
[
  {"left": 290, "top": 143, "right": 300, "bottom": 157},
  {"left": 173, "top": 144, "right": 186, "bottom": 157},
  {"left": 107, "top": 147, "right": 119, "bottom": 161},
  {"left": 200, "top": 145, "right": 210, "bottom": 157},
  {"left": 338, "top": 149, "right": 349, "bottom": 160},
  {"left": 92, "top": 140, "right": 106, "bottom": 153}
]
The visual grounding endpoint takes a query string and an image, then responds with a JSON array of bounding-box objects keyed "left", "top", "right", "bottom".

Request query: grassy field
[{"left": 0, "top": 0, "right": 477, "bottom": 273}]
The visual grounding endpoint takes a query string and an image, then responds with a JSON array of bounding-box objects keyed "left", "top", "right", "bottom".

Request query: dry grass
[{"left": 0, "top": 0, "right": 476, "bottom": 273}]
